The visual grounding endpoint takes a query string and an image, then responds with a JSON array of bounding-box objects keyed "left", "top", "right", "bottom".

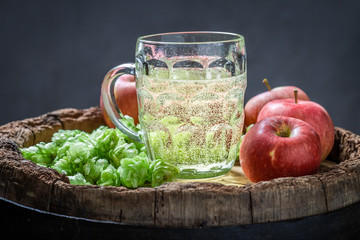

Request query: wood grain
[
  {"left": 155, "top": 182, "right": 252, "bottom": 227},
  {"left": 50, "top": 181, "right": 156, "bottom": 225}
]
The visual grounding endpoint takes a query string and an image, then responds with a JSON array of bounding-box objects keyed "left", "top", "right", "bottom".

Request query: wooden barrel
[{"left": 0, "top": 107, "right": 359, "bottom": 239}]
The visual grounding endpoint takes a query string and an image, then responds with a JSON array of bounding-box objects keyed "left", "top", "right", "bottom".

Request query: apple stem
[
  {"left": 262, "top": 78, "right": 271, "bottom": 91},
  {"left": 294, "top": 88, "right": 298, "bottom": 104}
]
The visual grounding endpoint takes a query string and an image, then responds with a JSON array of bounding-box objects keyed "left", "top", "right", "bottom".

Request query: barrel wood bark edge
[{"left": 0, "top": 106, "right": 359, "bottom": 227}]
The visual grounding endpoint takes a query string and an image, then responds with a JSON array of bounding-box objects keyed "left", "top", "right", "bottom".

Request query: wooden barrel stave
[
  {"left": 50, "top": 181, "right": 156, "bottom": 226},
  {"left": 247, "top": 175, "right": 327, "bottom": 224}
]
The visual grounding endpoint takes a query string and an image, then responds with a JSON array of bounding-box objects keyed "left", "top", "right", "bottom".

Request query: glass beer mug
[{"left": 102, "top": 31, "right": 247, "bottom": 179}]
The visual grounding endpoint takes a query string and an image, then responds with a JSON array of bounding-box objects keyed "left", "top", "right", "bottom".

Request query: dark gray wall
[{"left": 1, "top": 0, "right": 360, "bottom": 134}]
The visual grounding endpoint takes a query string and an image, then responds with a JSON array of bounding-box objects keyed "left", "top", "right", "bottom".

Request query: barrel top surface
[{"left": 0, "top": 106, "right": 360, "bottom": 228}]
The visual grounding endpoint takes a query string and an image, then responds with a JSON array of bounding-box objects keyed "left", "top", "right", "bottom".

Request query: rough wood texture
[
  {"left": 0, "top": 107, "right": 104, "bottom": 148},
  {"left": 155, "top": 182, "right": 252, "bottom": 227},
  {"left": 50, "top": 182, "right": 156, "bottom": 225},
  {"left": 0, "top": 106, "right": 359, "bottom": 227},
  {"left": 248, "top": 176, "right": 327, "bottom": 223}
]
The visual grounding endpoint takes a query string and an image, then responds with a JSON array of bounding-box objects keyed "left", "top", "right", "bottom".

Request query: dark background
[{"left": 1, "top": 0, "right": 359, "bottom": 134}]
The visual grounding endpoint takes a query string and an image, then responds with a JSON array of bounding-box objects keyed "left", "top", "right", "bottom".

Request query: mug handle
[{"left": 101, "top": 63, "right": 143, "bottom": 143}]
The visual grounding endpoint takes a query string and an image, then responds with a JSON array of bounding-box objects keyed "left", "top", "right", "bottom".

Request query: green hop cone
[
  {"left": 21, "top": 125, "right": 180, "bottom": 189},
  {"left": 20, "top": 141, "right": 58, "bottom": 167},
  {"left": 118, "top": 155, "right": 150, "bottom": 188},
  {"left": 51, "top": 129, "right": 82, "bottom": 146},
  {"left": 108, "top": 142, "right": 138, "bottom": 168},
  {"left": 83, "top": 158, "right": 109, "bottom": 184},
  {"left": 68, "top": 172, "right": 91, "bottom": 185},
  {"left": 51, "top": 157, "right": 73, "bottom": 176},
  {"left": 96, "top": 165, "right": 121, "bottom": 186},
  {"left": 149, "top": 159, "right": 179, "bottom": 187}
]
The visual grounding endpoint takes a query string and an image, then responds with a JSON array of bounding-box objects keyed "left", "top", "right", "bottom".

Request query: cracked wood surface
[{"left": 0, "top": 106, "right": 359, "bottom": 227}]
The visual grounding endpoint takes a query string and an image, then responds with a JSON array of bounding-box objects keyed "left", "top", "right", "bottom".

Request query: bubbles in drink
[{"left": 137, "top": 64, "right": 246, "bottom": 179}]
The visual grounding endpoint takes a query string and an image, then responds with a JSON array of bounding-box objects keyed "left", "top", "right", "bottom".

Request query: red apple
[
  {"left": 240, "top": 116, "right": 322, "bottom": 183},
  {"left": 257, "top": 92, "right": 334, "bottom": 161},
  {"left": 244, "top": 79, "right": 310, "bottom": 129},
  {"left": 100, "top": 71, "right": 139, "bottom": 128}
]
